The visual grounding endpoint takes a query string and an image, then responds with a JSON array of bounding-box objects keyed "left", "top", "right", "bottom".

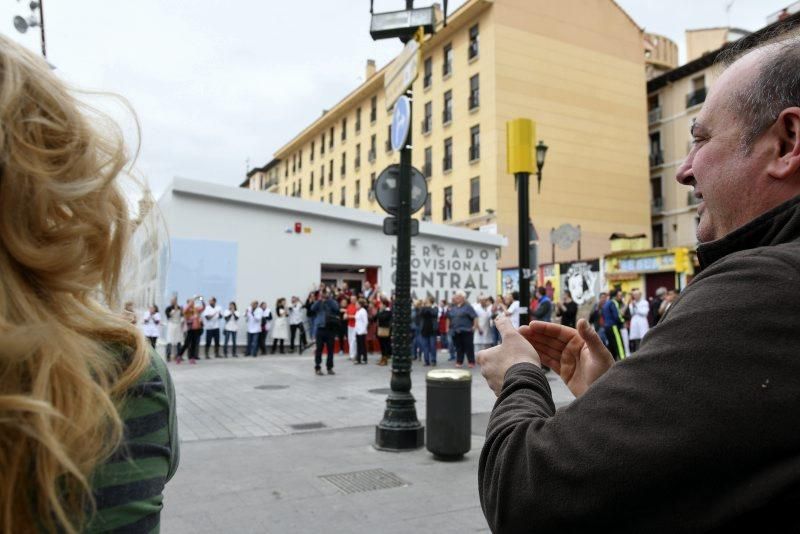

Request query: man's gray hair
[{"left": 718, "top": 31, "right": 800, "bottom": 150}]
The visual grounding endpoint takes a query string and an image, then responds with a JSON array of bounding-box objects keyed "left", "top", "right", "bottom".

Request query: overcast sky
[{"left": 2, "top": 0, "right": 795, "bottom": 197}]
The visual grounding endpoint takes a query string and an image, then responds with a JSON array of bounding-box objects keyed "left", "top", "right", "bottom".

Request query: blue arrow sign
[{"left": 391, "top": 96, "right": 411, "bottom": 152}]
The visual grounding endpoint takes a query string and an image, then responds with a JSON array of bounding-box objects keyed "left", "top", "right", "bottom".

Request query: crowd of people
[{"left": 129, "top": 280, "right": 679, "bottom": 372}]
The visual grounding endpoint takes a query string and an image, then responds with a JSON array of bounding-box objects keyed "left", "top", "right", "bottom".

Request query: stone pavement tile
[{"left": 162, "top": 425, "right": 491, "bottom": 533}]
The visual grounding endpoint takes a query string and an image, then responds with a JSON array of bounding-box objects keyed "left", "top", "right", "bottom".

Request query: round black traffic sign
[{"left": 374, "top": 164, "right": 428, "bottom": 216}]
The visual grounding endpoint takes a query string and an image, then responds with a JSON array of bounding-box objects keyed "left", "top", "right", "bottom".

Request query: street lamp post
[
  {"left": 507, "top": 119, "right": 547, "bottom": 326},
  {"left": 370, "top": 0, "right": 439, "bottom": 452}
]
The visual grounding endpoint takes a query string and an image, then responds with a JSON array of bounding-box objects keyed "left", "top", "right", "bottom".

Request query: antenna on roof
[{"left": 370, "top": 0, "right": 374, "bottom": 15}]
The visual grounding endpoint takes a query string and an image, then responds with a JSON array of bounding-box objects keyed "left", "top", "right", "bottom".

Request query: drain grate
[
  {"left": 368, "top": 388, "right": 393, "bottom": 395},
  {"left": 255, "top": 385, "right": 289, "bottom": 391},
  {"left": 319, "top": 468, "right": 408, "bottom": 495},
  {"left": 289, "top": 421, "right": 326, "bottom": 431}
]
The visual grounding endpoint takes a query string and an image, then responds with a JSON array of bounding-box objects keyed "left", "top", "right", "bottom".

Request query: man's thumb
[{"left": 578, "top": 319, "right": 606, "bottom": 354}]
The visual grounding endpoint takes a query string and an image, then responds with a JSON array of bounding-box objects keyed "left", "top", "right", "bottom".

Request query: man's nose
[{"left": 675, "top": 151, "right": 694, "bottom": 185}]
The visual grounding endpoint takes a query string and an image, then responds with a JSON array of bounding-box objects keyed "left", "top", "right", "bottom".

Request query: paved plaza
[{"left": 162, "top": 350, "right": 575, "bottom": 533}]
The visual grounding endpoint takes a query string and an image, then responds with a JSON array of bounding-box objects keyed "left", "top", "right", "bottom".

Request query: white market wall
[{"left": 149, "top": 178, "right": 505, "bottom": 311}]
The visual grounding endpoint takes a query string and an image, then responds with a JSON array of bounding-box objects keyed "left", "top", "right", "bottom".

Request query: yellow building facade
[{"left": 247, "top": 0, "right": 651, "bottom": 270}]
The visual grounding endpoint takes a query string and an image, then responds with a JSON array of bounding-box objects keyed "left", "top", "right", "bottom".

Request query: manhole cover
[
  {"left": 319, "top": 469, "right": 408, "bottom": 495},
  {"left": 368, "top": 388, "right": 393, "bottom": 395},
  {"left": 289, "top": 421, "right": 327, "bottom": 431},
  {"left": 255, "top": 385, "right": 289, "bottom": 391}
]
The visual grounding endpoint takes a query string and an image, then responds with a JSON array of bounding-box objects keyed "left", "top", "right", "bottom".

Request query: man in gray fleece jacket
[{"left": 477, "top": 34, "right": 800, "bottom": 533}]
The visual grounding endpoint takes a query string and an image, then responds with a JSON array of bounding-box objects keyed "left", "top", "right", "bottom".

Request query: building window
[
  {"left": 369, "top": 134, "right": 377, "bottom": 162},
  {"left": 443, "top": 90, "right": 452, "bottom": 124},
  {"left": 354, "top": 179, "right": 361, "bottom": 208},
  {"left": 320, "top": 165, "right": 324, "bottom": 188},
  {"left": 385, "top": 125, "right": 392, "bottom": 152},
  {"left": 284, "top": 163, "right": 288, "bottom": 178},
  {"left": 469, "top": 177, "right": 480, "bottom": 214},
  {"left": 443, "top": 186, "right": 453, "bottom": 221},
  {"left": 321, "top": 132, "right": 326, "bottom": 155},
  {"left": 650, "top": 132, "right": 663, "bottom": 167},
  {"left": 423, "top": 192, "right": 432, "bottom": 220},
  {"left": 310, "top": 172, "right": 314, "bottom": 193},
  {"left": 341, "top": 152, "right": 346, "bottom": 177},
  {"left": 651, "top": 176, "right": 663, "bottom": 211},
  {"left": 652, "top": 224, "right": 664, "bottom": 248},
  {"left": 356, "top": 107, "right": 362, "bottom": 133},
  {"left": 291, "top": 154, "right": 296, "bottom": 174},
  {"left": 469, "top": 74, "right": 479, "bottom": 110},
  {"left": 370, "top": 172, "right": 376, "bottom": 200},
  {"left": 423, "top": 57, "right": 432, "bottom": 88},
  {"left": 648, "top": 94, "right": 661, "bottom": 124},
  {"left": 329, "top": 126, "right": 334, "bottom": 149},
  {"left": 469, "top": 125, "right": 480, "bottom": 161},
  {"left": 311, "top": 141, "right": 315, "bottom": 161},
  {"left": 443, "top": 137, "right": 453, "bottom": 171},
  {"left": 443, "top": 43, "right": 453, "bottom": 77},
  {"left": 329, "top": 192, "right": 333, "bottom": 204},
  {"left": 298, "top": 179, "right": 303, "bottom": 197},
  {"left": 422, "top": 101, "right": 432, "bottom": 134},
  {"left": 370, "top": 95, "right": 377, "bottom": 123},
  {"left": 468, "top": 24, "right": 479, "bottom": 60},
  {"left": 341, "top": 117, "right": 347, "bottom": 141},
  {"left": 340, "top": 186, "right": 346, "bottom": 206},
  {"left": 687, "top": 75, "right": 706, "bottom": 108},
  {"left": 355, "top": 143, "right": 361, "bottom": 169},
  {"left": 328, "top": 160, "right": 333, "bottom": 183},
  {"left": 424, "top": 146, "right": 432, "bottom": 178}
]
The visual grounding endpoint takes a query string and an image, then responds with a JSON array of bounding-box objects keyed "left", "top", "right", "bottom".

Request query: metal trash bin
[{"left": 426, "top": 369, "right": 472, "bottom": 460}]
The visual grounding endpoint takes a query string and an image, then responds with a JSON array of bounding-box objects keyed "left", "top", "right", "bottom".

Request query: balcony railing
[
  {"left": 469, "top": 145, "right": 480, "bottom": 161},
  {"left": 368, "top": 149, "right": 376, "bottom": 162},
  {"left": 686, "top": 87, "right": 707, "bottom": 108},
  {"left": 443, "top": 156, "right": 452, "bottom": 172},
  {"left": 651, "top": 197, "right": 663, "bottom": 212},
  {"left": 687, "top": 191, "right": 702, "bottom": 206},
  {"left": 648, "top": 107, "right": 662, "bottom": 124},
  {"left": 649, "top": 150, "right": 664, "bottom": 168},
  {"left": 469, "top": 94, "right": 479, "bottom": 110},
  {"left": 421, "top": 117, "right": 431, "bottom": 134},
  {"left": 423, "top": 162, "right": 432, "bottom": 178}
]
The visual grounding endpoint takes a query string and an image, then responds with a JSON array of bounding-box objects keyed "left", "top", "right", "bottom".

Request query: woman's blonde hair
[{"left": 0, "top": 36, "right": 151, "bottom": 532}]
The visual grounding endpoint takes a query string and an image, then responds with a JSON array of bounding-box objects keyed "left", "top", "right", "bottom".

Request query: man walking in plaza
[
  {"left": 311, "top": 289, "right": 340, "bottom": 375},
  {"left": 203, "top": 296, "right": 223, "bottom": 359},
  {"left": 477, "top": 37, "right": 800, "bottom": 531},
  {"left": 446, "top": 291, "right": 479, "bottom": 368}
]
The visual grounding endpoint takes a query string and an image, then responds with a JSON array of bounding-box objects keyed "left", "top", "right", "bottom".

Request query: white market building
[{"left": 130, "top": 178, "right": 506, "bottom": 319}]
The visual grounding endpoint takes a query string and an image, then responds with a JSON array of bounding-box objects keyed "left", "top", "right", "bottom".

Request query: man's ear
[{"left": 766, "top": 107, "right": 800, "bottom": 180}]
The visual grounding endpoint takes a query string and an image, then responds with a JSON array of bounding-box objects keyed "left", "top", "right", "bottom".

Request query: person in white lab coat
[{"left": 629, "top": 288, "right": 650, "bottom": 354}]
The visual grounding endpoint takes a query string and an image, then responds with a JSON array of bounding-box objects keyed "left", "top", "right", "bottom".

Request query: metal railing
[
  {"left": 686, "top": 87, "right": 707, "bottom": 108},
  {"left": 649, "top": 150, "right": 664, "bottom": 168},
  {"left": 651, "top": 197, "right": 663, "bottom": 212},
  {"left": 648, "top": 107, "right": 662, "bottom": 124},
  {"left": 469, "top": 145, "right": 480, "bottom": 161}
]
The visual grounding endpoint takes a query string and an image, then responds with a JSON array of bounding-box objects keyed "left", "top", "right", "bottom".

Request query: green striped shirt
[{"left": 86, "top": 350, "right": 179, "bottom": 533}]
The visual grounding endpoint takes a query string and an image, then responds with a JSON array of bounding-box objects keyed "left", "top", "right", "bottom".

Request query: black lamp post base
[{"left": 374, "top": 424, "right": 424, "bottom": 451}]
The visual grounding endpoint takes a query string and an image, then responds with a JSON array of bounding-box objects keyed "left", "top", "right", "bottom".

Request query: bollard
[{"left": 426, "top": 369, "right": 472, "bottom": 460}]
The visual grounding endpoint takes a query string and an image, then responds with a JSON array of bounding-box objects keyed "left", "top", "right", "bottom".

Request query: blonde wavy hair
[{"left": 0, "top": 36, "right": 151, "bottom": 532}]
